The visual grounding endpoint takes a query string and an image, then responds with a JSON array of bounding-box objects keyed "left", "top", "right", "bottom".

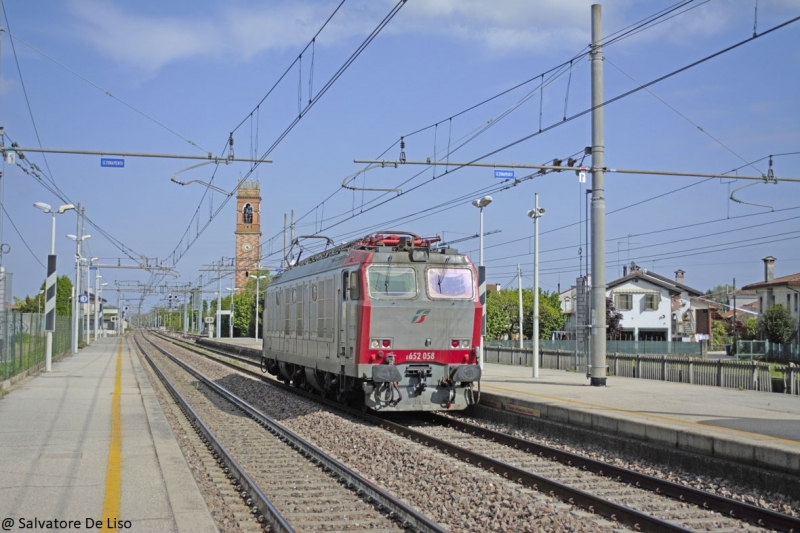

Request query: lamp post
[
  {"left": 226, "top": 287, "right": 239, "bottom": 338},
  {"left": 67, "top": 233, "right": 90, "bottom": 353},
  {"left": 471, "top": 196, "right": 492, "bottom": 370},
  {"left": 99, "top": 282, "right": 108, "bottom": 337},
  {"left": 84, "top": 257, "right": 97, "bottom": 343},
  {"left": 94, "top": 273, "right": 101, "bottom": 341},
  {"left": 34, "top": 202, "right": 75, "bottom": 372},
  {"left": 527, "top": 193, "right": 545, "bottom": 378},
  {"left": 249, "top": 275, "right": 268, "bottom": 340}
]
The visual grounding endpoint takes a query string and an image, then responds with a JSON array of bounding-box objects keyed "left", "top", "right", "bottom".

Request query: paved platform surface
[
  {"left": 479, "top": 363, "right": 800, "bottom": 475},
  {"left": 0, "top": 337, "right": 216, "bottom": 533},
  {"left": 203, "top": 336, "right": 800, "bottom": 475}
]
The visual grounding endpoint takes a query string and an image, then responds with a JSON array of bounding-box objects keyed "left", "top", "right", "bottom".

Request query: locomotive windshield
[
  {"left": 367, "top": 266, "right": 417, "bottom": 299},
  {"left": 427, "top": 267, "right": 474, "bottom": 299}
]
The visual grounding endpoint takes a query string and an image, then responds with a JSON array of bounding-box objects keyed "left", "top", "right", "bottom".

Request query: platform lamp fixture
[
  {"left": 66, "top": 233, "right": 90, "bottom": 354},
  {"left": 94, "top": 273, "right": 101, "bottom": 341},
  {"left": 84, "top": 257, "right": 98, "bottom": 343},
  {"left": 33, "top": 201, "right": 75, "bottom": 372},
  {"left": 99, "top": 282, "right": 108, "bottom": 337},
  {"left": 527, "top": 193, "right": 545, "bottom": 378},
  {"left": 249, "top": 275, "right": 268, "bottom": 340},
  {"left": 471, "top": 195, "right": 492, "bottom": 371},
  {"left": 226, "top": 287, "right": 239, "bottom": 338}
]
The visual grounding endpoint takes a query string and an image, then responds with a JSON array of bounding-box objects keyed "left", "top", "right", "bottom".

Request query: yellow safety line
[
  {"left": 101, "top": 338, "right": 123, "bottom": 532},
  {"left": 483, "top": 383, "right": 800, "bottom": 446}
]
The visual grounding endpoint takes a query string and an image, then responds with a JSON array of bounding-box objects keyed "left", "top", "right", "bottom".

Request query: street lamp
[
  {"left": 94, "top": 273, "right": 102, "bottom": 341},
  {"left": 249, "top": 275, "right": 268, "bottom": 340},
  {"left": 67, "top": 233, "right": 90, "bottom": 354},
  {"left": 83, "top": 257, "right": 98, "bottom": 343},
  {"left": 226, "top": 287, "right": 239, "bottom": 338},
  {"left": 99, "top": 282, "right": 108, "bottom": 337},
  {"left": 527, "top": 193, "right": 545, "bottom": 378},
  {"left": 34, "top": 201, "right": 75, "bottom": 372},
  {"left": 471, "top": 195, "right": 492, "bottom": 370}
]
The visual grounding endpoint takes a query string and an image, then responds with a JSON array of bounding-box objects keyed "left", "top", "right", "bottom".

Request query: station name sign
[{"left": 101, "top": 158, "right": 125, "bottom": 168}]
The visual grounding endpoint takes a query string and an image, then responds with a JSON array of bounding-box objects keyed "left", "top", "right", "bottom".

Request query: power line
[{"left": 0, "top": 204, "right": 45, "bottom": 269}]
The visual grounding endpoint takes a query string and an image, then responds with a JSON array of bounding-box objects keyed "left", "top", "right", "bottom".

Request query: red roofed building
[{"left": 741, "top": 256, "right": 800, "bottom": 340}]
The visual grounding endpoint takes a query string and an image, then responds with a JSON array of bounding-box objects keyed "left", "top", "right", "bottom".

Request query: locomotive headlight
[
  {"left": 410, "top": 249, "right": 429, "bottom": 262},
  {"left": 461, "top": 340, "right": 471, "bottom": 348},
  {"left": 370, "top": 339, "right": 380, "bottom": 349}
]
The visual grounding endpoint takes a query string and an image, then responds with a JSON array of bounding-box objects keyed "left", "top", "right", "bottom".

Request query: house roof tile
[
  {"left": 607, "top": 269, "right": 702, "bottom": 296},
  {"left": 741, "top": 272, "right": 800, "bottom": 290}
]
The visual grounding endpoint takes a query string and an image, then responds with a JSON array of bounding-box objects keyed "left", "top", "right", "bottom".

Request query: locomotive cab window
[
  {"left": 427, "top": 267, "right": 474, "bottom": 299},
  {"left": 367, "top": 266, "right": 417, "bottom": 299}
]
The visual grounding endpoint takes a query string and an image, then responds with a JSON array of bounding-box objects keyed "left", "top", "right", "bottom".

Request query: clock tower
[{"left": 235, "top": 181, "right": 261, "bottom": 290}]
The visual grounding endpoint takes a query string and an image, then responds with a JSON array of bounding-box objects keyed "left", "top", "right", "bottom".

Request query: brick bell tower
[{"left": 235, "top": 181, "right": 261, "bottom": 290}]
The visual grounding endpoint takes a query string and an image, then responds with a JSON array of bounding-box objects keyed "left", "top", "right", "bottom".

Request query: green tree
[
  {"left": 742, "top": 318, "right": 759, "bottom": 340},
  {"left": 14, "top": 276, "right": 73, "bottom": 316},
  {"left": 761, "top": 304, "right": 796, "bottom": 345},
  {"left": 703, "top": 284, "right": 733, "bottom": 305},
  {"left": 485, "top": 288, "right": 566, "bottom": 341},
  {"left": 712, "top": 320, "right": 730, "bottom": 347},
  {"left": 524, "top": 290, "right": 567, "bottom": 341},
  {"left": 606, "top": 297, "right": 623, "bottom": 340}
]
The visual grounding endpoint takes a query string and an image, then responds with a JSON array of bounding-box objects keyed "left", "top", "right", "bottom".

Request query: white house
[
  {"left": 560, "top": 266, "right": 705, "bottom": 341},
  {"left": 742, "top": 256, "right": 800, "bottom": 339}
]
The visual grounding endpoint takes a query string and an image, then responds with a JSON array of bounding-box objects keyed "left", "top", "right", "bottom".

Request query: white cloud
[
  {"left": 68, "top": 0, "right": 372, "bottom": 73},
  {"left": 66, "top": 0, "right": 798, "bottom": 72}
]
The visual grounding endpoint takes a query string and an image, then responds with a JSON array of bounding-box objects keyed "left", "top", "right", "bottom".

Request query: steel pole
[
  {"left": 479, "top": 206, "right": 485, "bottom": 370},
  {"left": 517, "top": 264, "right": 523, "bottom": 350},
  {"left": 85, "top": 259, "right": 91, "bottom": 343},
  {"left": 45, "top": 213, "right": 56, "bottom": 371},
  {"left": 94, "top": 270, "right": 99, "bottom": 341},
  {"left": 533, "top": 193, "right": 540, "bottom": 378},
  {"left": 72, "top": 204, "right": 81, "bottom": 355},
  {"left": 216, "top": 268, "right": 222, "bottom": 339},
  {"left": 590, "top": 4, "right": 607, "bottom": 386},
  {"left": 254, "top": 278, "right": 260, "bottom": 340}
]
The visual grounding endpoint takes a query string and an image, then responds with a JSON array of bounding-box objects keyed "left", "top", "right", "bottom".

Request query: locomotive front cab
[{"left": 358, "top": 246, "right": 482, "bottom": 411}]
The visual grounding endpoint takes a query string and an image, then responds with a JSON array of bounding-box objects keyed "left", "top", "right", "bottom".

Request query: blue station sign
[
  {"left": 494, "top": 169, "right": 514, "bottom": 179},
  {"left": 101, "top": 158, "right": 125, "bottom": 168}
]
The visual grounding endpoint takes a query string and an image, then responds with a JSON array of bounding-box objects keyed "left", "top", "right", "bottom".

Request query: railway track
[
  {"left": 151, "top": 332, "right": 800, "bottom": 532},
  {"left": 135, "top": 332, "right": 445, "bottom": 533}
]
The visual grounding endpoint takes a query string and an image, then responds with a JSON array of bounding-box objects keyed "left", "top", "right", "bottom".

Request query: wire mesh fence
[{"left": 0, "top": 312, "right": 77, "bottom": 382}]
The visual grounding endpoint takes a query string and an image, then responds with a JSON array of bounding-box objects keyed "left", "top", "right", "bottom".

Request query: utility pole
[
  {"left": 217, "top": 262, "right": 222, "bottom": 339},
  {"left": 517, "top": 264, "right": 523, "bottom": 350},
  {"left": 527, "top": 193, "right": 545, "bottom": 378},
  {"left": 733, "top": 278, "right": 737, "bottom": 356},
  {"left": 283, "top": 213, "right": 287, "bottom": 268},
  {"left": 590, "top": 3, "right": 607, "bottom": 386},
  {"left": 72, "top": 204, "right": 81, "bottom": 355}
]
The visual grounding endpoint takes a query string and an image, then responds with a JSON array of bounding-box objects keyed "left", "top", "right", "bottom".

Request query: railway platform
[
  {"left": 202, "top": 336, "right": 800, "bottom": 479},
  {"left": 0, "top": 336, "right": 216, "bottom": 533}
]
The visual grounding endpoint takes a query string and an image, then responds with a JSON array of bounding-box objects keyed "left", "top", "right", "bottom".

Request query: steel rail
[
  {"left": 133, "top": 334, "right": 294, "bottom": 533},
  {"left": 417, "top": 414, "right": 800, "bottom": 533},
  {"left": 155, "top": 333, "right": 688, "bottom": 532},
  {"left": 160, "top": 333, "right": 800, "bottom": 533},
  {"left": 141, "top": 332, "right": 447, "bottom": 533}
]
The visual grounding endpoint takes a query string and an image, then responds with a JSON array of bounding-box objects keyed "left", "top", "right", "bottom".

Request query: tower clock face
[{"left": 242, "top": 243, "right": 252, "bottom": 252}]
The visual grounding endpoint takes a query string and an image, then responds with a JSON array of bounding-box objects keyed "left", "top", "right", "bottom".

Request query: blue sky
[{"left": 2, "top": 0, "right": 799, "bottom": 311}]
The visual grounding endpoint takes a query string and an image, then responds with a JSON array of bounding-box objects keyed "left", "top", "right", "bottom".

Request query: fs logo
[{"left": 411, "top": 309, "right": 431, "bottom": 324}]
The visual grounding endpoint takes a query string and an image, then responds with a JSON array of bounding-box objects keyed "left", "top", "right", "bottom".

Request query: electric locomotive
[{"left": 262, "top": 231, "right": 482, "bottom": 411}]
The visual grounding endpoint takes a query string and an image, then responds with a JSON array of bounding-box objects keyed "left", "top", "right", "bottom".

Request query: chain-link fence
[{"left": 0, "top": 312, "right": 77, "bottom": 382}]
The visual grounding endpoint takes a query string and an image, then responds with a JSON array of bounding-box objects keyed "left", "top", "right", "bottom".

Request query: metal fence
[
  {"left": 486, "top": 339, "right": 703, "bottom": 356},
  {"left": 482, "top": 346, "right": 799, "bottom": 395},
  {"left": 0, "top": 312, "right": 77, "bottom": 383}
]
